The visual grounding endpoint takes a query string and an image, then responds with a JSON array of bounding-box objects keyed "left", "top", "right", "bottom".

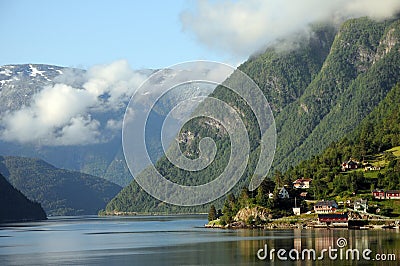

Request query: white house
[
  {"left": 354, "top": 199, "right": 368, "bottom": 213},
  {"left": 293, "top": 178, "right": 312, "bottom": 189},
  {"left": 314, "top": 200, "right": 338, "bottom": 214}
]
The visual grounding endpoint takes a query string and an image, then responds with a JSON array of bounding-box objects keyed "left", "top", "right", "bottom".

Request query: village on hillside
[
  {"left": 207, "top": 155, "right": 400, "bottom": 229},
  {"left": 288, "top": 158, "right": 399, "bottom": 228}
]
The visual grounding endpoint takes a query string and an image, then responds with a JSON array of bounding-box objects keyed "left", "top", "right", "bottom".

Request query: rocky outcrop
[
  {"left": 375, "top": 20, "right": 400, "bottom": 61},
  {"left": 234, "top": 206, "right": 272, "bottom": 222}
]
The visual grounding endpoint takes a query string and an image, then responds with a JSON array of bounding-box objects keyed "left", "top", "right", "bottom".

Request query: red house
[
  {"left": 318, "top": 213, "right": 348, "bottom": 223},
  {"left": 372, "top": 189, "right": 400, "bottom": 199},
  {"left": 372, "top": 189, "right": 385, "bottom": 199},
  {"left": 385, "top": 190, "right": 400, "bottom": 199}
]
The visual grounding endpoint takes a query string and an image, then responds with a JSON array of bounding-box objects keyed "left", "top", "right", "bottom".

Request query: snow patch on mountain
[
  {"left": 29, "top": 64, "right": 51, "bottom": 81},
  {"left": 0, "top": 68, "right": 12, "bottom": 76},
  {"left": 0, "top": 61, "right": 149, "bottom": 146}
]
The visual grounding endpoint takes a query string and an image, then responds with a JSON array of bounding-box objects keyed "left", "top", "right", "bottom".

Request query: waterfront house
[
  {"left": 293, "top": 178, "right": 312, "bottom": 189},
  {"left": 314, "top": 200, "right": 338, "bottom": 213},
  {"left": 293, "top": 207, "right": 301, "bottom": 215},
  {"left": 318, "top": 213, "right": 348, "bottom": 223}
]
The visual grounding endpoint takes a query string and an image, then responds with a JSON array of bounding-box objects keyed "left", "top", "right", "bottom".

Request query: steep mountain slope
[
  {"left": 0, "top": 156, "right": 122, "bottom": 216},
  {"left": 106, "top": 16, "right": 400, "bottom": 213},
  {"left": 217, "top": 84, "right": 400, "bottom": 222},
  {"left": 240, "top": 24, "right": 337, "bottom": 114},
  {"left": 105, "top": 23, "right": 337, "bottom": 213},
  {"left": 276, "top": 82, "right": 400, "bottom": 201},
  {"left": 0, "top": 173, "right": 47, "bottom": 223},
  {"left": 274, "top": 17, "right": 400, "bottom": 170}
]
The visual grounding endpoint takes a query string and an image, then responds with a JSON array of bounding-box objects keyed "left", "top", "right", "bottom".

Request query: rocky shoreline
[
  {"left": 205, "top": 220, "right": 400, "bottom": 230},
  {"left": 205, "top": 206, "right": 400, "bottom": 230},
  {"left": 205, "top": 222, "right": 400, "bottom": 230}
]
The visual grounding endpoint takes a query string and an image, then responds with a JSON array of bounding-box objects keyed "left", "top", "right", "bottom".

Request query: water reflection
[{"left": 0, "top": 216, "right": 399, "bottom": 265}]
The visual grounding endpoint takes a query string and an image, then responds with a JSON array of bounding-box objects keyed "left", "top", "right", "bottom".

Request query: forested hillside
[
  {"left": 106, "top": 16, "right": 400, "bottom": 214},
  {"left": 0, "top": 156, "right": 121, "bottom": 216},
  {"left": 215, "top": 82, "right": 400, "bottom": 223},
  {"left": 0, "top": 173, "right": 46, "bottom": 223},
  {"left": 283, "top": 82, "right": 400, "bottom": 199}
]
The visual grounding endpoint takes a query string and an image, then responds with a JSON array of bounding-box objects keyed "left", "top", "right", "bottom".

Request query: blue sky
[
  {"left": 0, "top": 0, "right": 233, "bottom": 69},
  {"left": 1, "top": 0, "right": 400, "bottom": 147},
  {"left": 1, "top": 0, "right": 400, "bottom": 70}
]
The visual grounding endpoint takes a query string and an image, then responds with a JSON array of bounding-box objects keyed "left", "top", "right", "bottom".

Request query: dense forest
[
  {"left": 216, "top": 82, "right": 400, "bottom": 223},
  {"left": 0, "top": 173, "right": 46, "bottom": 223},
  {"left": 106, "top": 16, "right": 400, "bottom": 214},
  {"left": 0, "top": 156, "right": 122, "bottom": 216},
  {"left": 283, "top": 83, "right": 400, "bottom": 199}
]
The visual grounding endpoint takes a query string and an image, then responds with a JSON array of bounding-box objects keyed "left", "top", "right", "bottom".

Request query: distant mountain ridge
[
  {"left": 0, "top": 63, "right": 212, "bottom": 187},
  {"left": 0, "top": 64, "right": 67, "bottom": 113},
  {"left": 0, "top": 63, "right": 134, "bottom": 186},
  {"left": 0, "top": 156, "right": 122, "bottom": 216}
]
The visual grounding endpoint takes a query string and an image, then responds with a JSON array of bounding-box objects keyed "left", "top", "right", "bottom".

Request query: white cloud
[
  {"left": 84, "top": 60, "right": 146, "bottom": 109},
  {"left": 0, "top": 60, "right": 148, "bottom": 146},
  {"left": 106, "top": 119, "right": 123, "bottom": 131},
  {"left": 181, "top": 0, "right": 400, "bottom": 57},
  {"left": 57, "top": 116, "right": 101, "bottom": 146}
]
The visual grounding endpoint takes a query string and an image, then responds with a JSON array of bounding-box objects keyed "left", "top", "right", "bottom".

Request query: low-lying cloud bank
[
  {"left": 0, "top": 60, "right": 148, "bottom": 146},
  {"left": 181, "top": 0, "right": 400, "bottom": 57}
]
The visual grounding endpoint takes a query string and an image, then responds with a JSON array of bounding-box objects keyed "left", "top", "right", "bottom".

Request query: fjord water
[{"left": 0, "top": 216, "right": 399, "bottom": 265}]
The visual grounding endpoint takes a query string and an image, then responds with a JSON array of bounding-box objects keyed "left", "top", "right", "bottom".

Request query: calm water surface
[{"left": 0, "top": 215, "right": 399, "bottom": 265}]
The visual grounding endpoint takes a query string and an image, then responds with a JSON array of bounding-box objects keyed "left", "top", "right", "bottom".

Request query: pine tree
[
  {"left": 208, "top": 204, "right": 217, "bottom": 222},
  {"left": 238, "top": 187, "right": 250, "bottom": 208}
]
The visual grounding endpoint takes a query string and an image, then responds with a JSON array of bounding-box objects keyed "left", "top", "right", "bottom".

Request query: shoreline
[
  {"left": 205, "top": 218, "right": 400, "bottom": 230},
  {"left": 99, "top": 211, "right": 207, "bottom": 216},
  {"left": 205, "top": 223, "right": 400, "bottom": 230}
]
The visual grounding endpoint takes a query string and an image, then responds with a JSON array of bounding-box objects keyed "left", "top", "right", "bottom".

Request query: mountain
[
  {"left": 273, "top": 17, "right": 400, "bottom": 171},
  {"left": 216, "top": 82, "right": 400, "bottom": 222},
  {"left": 0, "top": 64, "right": 131, "bottom": 186},
  {"left": 0, "top": 173, "right": 47, "bottom": 223},
  {"left": 0, "top": 64, "right": 213, "bottom": 187},
  {"left": 0, "top": 156, "right": 122, "bottom": 216},
  {"left": 106, "top": 16, "right": 400, "bottom": 213},
  {"left": 260, "top": 82, "right": 400, "bottom": 211}
]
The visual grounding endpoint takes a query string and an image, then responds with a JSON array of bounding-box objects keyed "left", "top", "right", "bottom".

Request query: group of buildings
[
  {"left": 341, "top": 158, "right": 382, "bottom": 172},
  {"left": 284, "top": 174, "right": 398, "bottom": 220},
  {"left": 313, "top": 199, "right": 365, "bottom": 225},
  {"left": 313, "top": 199, "right": 368, "bottom": 214},
  {"left": 372, "top": 189, "right": 400, "bottom": 199},
  {"left": 267, "top": 178, "right": 312, "bottom": 201},
  {"left": 286, "top": 158, "right": 398, "bottom": 225}
]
